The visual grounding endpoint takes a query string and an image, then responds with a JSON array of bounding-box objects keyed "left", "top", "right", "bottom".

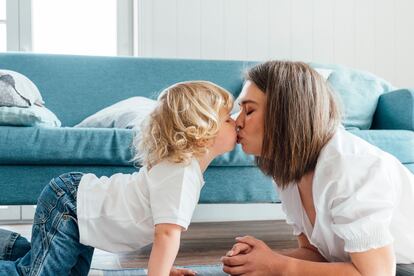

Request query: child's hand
[{"left": 169, "top": 266, "right": 197, "bottom": 276}]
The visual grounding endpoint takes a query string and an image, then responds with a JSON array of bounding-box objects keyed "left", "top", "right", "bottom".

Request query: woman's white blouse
[{"left": 277, "top": 127, "right": 414, "bottom": 264}]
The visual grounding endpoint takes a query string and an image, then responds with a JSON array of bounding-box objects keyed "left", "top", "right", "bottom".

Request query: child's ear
[
  {"left": 196, "top": 138, "right": 213, "bottom": 148},
  {"left": 195, "top": 139, "right": 207, "bottom": 147}
]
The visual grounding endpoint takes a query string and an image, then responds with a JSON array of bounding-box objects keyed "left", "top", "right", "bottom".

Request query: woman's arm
[
  {"left": 147, "top": 223, "right": 182, "bottom": 276},
  {"left": 349, "top": 245, "right": 396, "bottom": 276},
  {"left": 288, "top": 245, "right": 395, "bottom": 276},
  {"left": 279, "top": 233, "right": 327, "bottom": 262},
  {"left": 221, "top": 236, "right": 396, "bottom": 276}
]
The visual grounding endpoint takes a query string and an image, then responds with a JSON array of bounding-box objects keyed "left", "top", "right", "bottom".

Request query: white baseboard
[
  {"left": 192, "top": 203, "right": 285, "bottom": 222},
  {"left": 1, "top": 203, "right": 286, "bottom": 224}
]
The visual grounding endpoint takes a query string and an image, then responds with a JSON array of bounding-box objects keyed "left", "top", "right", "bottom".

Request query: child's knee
[{"left": 57, "top": 172, "right": 84, "bottom": 187}]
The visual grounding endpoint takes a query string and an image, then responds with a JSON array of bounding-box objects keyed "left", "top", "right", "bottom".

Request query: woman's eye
[{"left": 246, "top": 110, "right": 254, "bottom": 115}]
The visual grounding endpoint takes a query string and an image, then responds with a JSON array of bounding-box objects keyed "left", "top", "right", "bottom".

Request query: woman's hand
[
  {"left": 221, "top": 236, "right": 289, "bottom": 276},
  {"left": 225, "top": 241, "right": 253, "bottom": 257},
  {"left": 169, "top": 267, "right": 197, "bottom": 276}
]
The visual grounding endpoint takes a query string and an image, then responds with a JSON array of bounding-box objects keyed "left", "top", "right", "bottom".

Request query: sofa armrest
[{"left": 372, "top": 89, "right": 414, "bottom": 130}]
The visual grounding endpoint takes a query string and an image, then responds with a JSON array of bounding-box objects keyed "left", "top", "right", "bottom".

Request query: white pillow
[
  {"left": 230, "top": 68, "right": 333, "bottom": 115},
  {"left": 75, "top": 96, "right": 158, "bottom": 129},
  {"left": 0, "top": 105, "right": 61, "bottom": 127},
  {"left": 0, "top": 69, "right": 45, "bottom": 107}
]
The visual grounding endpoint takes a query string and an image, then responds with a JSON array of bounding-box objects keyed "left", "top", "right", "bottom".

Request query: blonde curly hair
[{"left": 133, "top": 81, "right": 233, "bottom": 168}]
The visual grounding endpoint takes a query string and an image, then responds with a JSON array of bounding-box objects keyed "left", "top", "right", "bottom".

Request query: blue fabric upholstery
[
  {"left": 349, "top": 130, "right": 414, "bottom": 166},
  {"left": 0, "top": 165, "right": 276, "bottom": 205},
  {"left": 0, "top": 127, "right": 133, "bottom": 166},
  {"left": 0, "top": 126, "right": 254, "bottom": 167},
  {"left": 372, "top": 89, "right": 414, "bottom": 131},
  {"left": 310, "top": 62, "right": 395, "bottom": 130}
]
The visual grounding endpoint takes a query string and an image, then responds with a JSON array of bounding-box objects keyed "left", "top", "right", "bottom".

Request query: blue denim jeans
[{"left": 0, "top": 172, "right": 94, "bottom": 276}]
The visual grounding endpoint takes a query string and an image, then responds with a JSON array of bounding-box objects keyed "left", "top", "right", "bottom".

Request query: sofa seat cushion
[
  {"left": 349, "top": 129, "right": 414, "bottom": 166},
  {"left": 0, "top": 126, "right": 254, "bottom": 167},
  {"left": 0, "top": 165, "right": 277, "bottom": 205}
]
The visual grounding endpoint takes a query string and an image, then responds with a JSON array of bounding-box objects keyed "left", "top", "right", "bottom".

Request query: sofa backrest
[{"left": 0, "top": 53, "right": 252, "bottom": 126}]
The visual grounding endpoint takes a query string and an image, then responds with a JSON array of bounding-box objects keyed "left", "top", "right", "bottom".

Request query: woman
[{"left": 221, "top": 61, "right": 414, "bottom": 275}]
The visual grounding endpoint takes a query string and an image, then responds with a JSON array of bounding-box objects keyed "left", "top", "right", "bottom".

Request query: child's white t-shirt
[
  {"left": 277, "top": 127, "right": 414, "bottom": 264},
  {"left": 76, "top": 158, "right": 204, "bottom": 253}
]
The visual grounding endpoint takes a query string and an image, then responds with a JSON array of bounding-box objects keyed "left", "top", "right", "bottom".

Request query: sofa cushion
[
  {"left": 310, "top": 63, "right": 395, "bottom": 130},
  {"left": 0, "top": 165, "right": 277, "bottom": 205},
  {"left": 0, "top": 69, "right": 45, "bottom": 107},
  {"left": 349, "top": 129, "right": 414, "bottom": 165},
  {"left": 0, "top": 126, "right": 133, "bottom": 166},
  {"left": 0, "top": 126, "right": 254, "bottom": 167},
  {"left": 74, "top": 96, "right": 157, "bottom": 129},
  {"left": 372, "top": 89, "right": 414, "bottom": 131}
]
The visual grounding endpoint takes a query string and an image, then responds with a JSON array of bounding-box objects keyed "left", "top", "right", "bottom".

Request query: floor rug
[
  {"left": 90, "top": 263, "right": 414, "bottom": 276},
  {"left": 89, "top": 264, "right": 227, "bottom": 276}
]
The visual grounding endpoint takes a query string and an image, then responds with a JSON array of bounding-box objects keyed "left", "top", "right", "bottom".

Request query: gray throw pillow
[{"left": 0, "top": 70, "right": 45, "bottom": 108}]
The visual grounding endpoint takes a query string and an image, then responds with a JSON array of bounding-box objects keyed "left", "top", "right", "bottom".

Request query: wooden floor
[{"left": 2, "top": 220, "right": 298, "bottom": 269}]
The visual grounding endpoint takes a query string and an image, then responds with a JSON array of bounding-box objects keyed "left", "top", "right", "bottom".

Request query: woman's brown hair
[{"left": 246, "top": 61, "right": 341, "bottom": 188}]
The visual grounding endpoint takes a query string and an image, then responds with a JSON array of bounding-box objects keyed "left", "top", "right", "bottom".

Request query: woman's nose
[{"left": 235, "top": 111, "right": 244, "bottom": 130}]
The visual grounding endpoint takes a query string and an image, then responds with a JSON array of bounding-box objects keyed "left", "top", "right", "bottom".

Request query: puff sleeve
[{"left": 328, "top": 157, "right": 397, "bottom": 252}]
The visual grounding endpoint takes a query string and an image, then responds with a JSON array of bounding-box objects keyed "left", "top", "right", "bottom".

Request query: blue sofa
[{"left": 0, "top": 53, "right": 413, "bottom": 206}]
